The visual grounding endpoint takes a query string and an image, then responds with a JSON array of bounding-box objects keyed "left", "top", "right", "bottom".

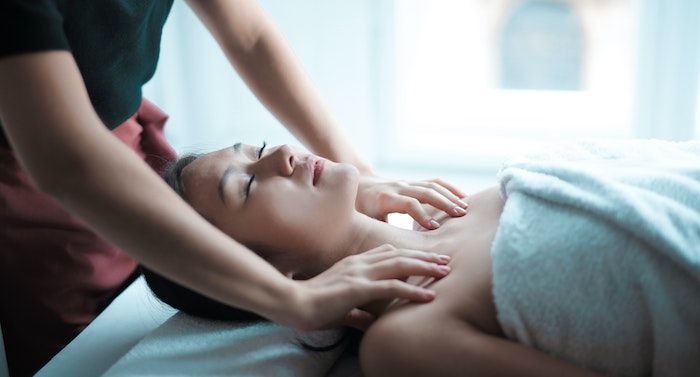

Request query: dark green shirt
[{"left": 0, "top": 0, "right": 174, "bottom": 147}]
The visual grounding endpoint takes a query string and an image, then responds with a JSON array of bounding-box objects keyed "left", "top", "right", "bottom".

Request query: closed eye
[{"left": 244, "top": 141, "right": 267, "bottom": 198}]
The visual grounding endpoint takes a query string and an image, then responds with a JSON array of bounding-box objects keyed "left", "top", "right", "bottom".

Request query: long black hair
[{"left": 142, "top": 154, "right": 358, "bottom": 352}]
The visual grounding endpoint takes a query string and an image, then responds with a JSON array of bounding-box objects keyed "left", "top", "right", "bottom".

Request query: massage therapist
[{"left": 0, "top": 1, "right": 468, "bottom": 375}]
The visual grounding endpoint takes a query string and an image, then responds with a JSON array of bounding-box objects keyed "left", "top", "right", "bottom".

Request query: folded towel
[
  {"left": 102, "top": 312, "right": 347, "bottom": 377},
  {"left": 490, "top": 139, "right": 700, "bottom": 377}
]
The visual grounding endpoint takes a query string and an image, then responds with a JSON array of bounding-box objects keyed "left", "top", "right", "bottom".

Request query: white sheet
[
  {"left": 103, "top": 313, "right": 356, "bottom": 377},
  {"left": 36, "top": 277, "right": 177, "bottom": 377},
  {"left": 35, "top": 276, "right": 361, "bottom": 377}
]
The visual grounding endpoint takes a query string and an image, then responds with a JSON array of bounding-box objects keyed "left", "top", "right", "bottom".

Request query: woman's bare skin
[
  {"left": 362, "top": 186, "right": 504, "bottom": 335},
  {"left": 359, "top": 187, "right": 601, "bottom": 377}
]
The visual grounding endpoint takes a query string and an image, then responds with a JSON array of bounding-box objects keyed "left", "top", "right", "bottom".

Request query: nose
[{"left": 253, "top": 144, "right": 295, "bottom": 177}]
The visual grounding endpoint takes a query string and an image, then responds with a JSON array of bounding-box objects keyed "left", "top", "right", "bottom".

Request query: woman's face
[{"left": 181, "top": 143, "right": 360, "bottom": 277}]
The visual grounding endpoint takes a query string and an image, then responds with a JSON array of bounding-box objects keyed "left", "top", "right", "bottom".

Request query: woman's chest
[{"left": 387, "top": 187, "right": 506, "bottom": 334}]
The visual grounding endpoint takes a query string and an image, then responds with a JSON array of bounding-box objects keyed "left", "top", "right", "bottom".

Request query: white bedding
[
  {"left": 34, "top": 277, "right": 360, "bottom": 376},
  {"left": 36, "top": 277, "right": 177, "bottom": 377},
  {"left": 103, "top": 313, "right": 358, "bottom": 377}
]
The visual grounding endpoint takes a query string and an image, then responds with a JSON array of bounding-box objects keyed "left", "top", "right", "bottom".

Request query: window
[
  {"left": 501, "top": 0, "right": 583, "bottom": 90},
  {"left": 384, "top": 0, "right": 639, "bottom": 170}
]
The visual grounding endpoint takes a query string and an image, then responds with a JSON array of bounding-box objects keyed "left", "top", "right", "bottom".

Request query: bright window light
[{"left": 389, "top": 0, "right": 639, "bottom": 168}]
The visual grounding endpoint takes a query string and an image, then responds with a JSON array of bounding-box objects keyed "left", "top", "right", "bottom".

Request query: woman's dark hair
[{"left": 142, "top": 154, "right": 359, "bottom": 353}]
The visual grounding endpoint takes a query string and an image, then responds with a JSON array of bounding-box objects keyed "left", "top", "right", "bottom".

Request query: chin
[
  {"left": 336, "top": 162, "right": 360, "bottom": 181},
  {"left": 337, "top": 163, "right": 360, "bottom": 194},
  {"left": 323, "top": 161, "right": 359, "bottom": 187}
]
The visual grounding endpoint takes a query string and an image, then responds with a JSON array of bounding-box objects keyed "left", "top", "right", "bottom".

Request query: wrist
[
  {"left": 344, "top": 153, "right": 373, "bottom": 176},
  {"left": 263, "top": 277, "right": 311, "bottom": 329},
  {"left": 354, "top": 160, "right": 374, "bottom": 176}
]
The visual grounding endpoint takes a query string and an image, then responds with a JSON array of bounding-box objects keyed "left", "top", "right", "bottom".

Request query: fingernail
[
  {"left": 457, "top": 199, "right": 468, "bottom": 208},
  {"left": 438, "top": 265, "right": 451, "bottom": 273},
  {"left": 429, "top": 219, "right": 440, "bottom": 229},
  {"left": 423, "top": 290, "right": 436, "bottom": 299},
  {"left": 439, "top": 254, "right": 451, "bottom": 262},
  {"left": 452, "top": 206, "right": 466, "bottom": 215}
]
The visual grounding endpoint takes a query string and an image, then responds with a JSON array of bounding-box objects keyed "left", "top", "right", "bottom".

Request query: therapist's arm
[
  {"left": 185, "top": 0, "right": 371, "bottom": 173},
  {"left": 0, "top": 51, "right": 448, "bottom": 331}
]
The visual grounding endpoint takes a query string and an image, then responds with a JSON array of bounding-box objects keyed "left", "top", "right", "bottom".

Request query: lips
[{"left": 312, "top": 159, "right": 324, "bottom": 186}]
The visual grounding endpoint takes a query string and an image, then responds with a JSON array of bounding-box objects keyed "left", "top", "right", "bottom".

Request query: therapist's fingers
[
  {"left": 429, "top": 178, "right": 468, "bottom": 199},
  {"left": 295, "top": 244, "right": 447, "bottom": 330},
  {"left": 383, "top": 196, "right": 442, "bottom": 229},
  {"left": 410, "top": 180, "right": 467, "bottom": 207},
  {"left": 362, "top": 245, "right": 451, "bottom": 265},
  {"left": 364, "top": 279, "right": 438, "bottom": 304},
  {"left": 361, "top": 243, "right": 397, "bottom": 255},
  {"left": 368, "top": 257, "right": 451, "bottom": 281},
  {"left": 341, "top": 308, "right": 376, "bottom": 332},
  {"left": 399, "top": 186, "right": 468, "bottom": 218}
]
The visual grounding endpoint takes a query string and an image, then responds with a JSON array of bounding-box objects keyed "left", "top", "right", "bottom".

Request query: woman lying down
[{"left": 143, "top": 139, "right": 700, "bottom": 377}]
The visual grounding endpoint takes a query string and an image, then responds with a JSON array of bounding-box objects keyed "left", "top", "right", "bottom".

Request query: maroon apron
[{"left": 0, "top": 98, "right": 177, "bottom": 376}]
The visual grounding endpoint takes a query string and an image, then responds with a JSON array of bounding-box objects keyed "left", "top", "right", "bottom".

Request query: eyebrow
[{"left": 217, "top": 143, "right": 242, "bottom": 203}]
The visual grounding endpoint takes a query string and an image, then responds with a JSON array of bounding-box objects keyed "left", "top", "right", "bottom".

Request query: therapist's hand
[
  {"left": 356, "top": 175, "right": 468, "bottom": 229},
  {"left": 291, "top": 244, "right": 451, "bottom": 332}
]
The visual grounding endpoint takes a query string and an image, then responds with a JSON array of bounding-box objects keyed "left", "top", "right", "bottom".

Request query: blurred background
[{"left": 144, "top": 0, "right": 700, "bottom": 193}]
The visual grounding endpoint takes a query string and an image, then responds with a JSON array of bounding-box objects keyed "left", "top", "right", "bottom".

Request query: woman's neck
[
  {"left": 341, "top": 212, "right": 444, "bottom": 258},
  {"left": 324, "top": 212, "right": 448, "bottom": 317}
]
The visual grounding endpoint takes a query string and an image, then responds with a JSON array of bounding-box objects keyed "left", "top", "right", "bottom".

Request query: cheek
[
  {"left": 243, "top": 183, "right": 314, "bottom": 248},
  {"left": 244, "top": 170, "right": 358, "bottom": 250},
  {"left": 318, "top": 164, "right": 360, "bottom": 215}
]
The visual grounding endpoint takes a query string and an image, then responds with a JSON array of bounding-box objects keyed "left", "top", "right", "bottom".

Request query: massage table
[{"left": 25, "top": 276, "right": 359, "bottom": 376}]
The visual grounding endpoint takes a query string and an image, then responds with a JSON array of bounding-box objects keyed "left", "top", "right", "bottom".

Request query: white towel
[
  {"left": 490, "top": 139, "right": 700, "bottom": 377},
  {"left": 102, "top": 312, "right": 348, "bottom": 377}
]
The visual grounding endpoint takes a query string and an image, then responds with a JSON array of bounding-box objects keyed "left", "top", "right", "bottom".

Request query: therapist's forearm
[
  {"left": 187, "top": 0, "right": 372, "bottom": 174},
  {"left": 236, "top": 31, "right": 368, "bottom": 169},
  {"left": 50, "top": 141, "right": 295, "bottom": 321},
  {"left": 0, "top": 51, "right": 300, "bottom": 327}
]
